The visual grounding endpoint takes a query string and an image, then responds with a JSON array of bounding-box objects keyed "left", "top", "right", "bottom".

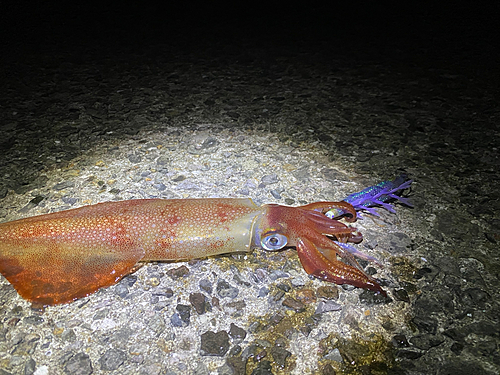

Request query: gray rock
[
  {"left": 99, "top": 349, "right": 126, "bottom": 371},
  {"left": 62, "top": 352, "right": 93, "bottom": 375}
]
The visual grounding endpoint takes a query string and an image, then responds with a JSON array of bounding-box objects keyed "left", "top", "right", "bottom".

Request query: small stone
[
  {"left": 269, "top": 270, "right": 289, "bottom": 280},
  {"left": 317, "top": 285, "right": 339, "bottom": 300},
  {"left": 217, "top": 363, "right": 233, "bottom": 375},
  {"left": 190, "top": 293, "right": 208, "bottom": 315},
  {"left": 229, "top": 345, "right": 242, "bottom": 356},
  {"left": 322, "top": 363, "right": 336, "bottom": 375},
  {"left": 270, "top": 189, "right": 282, "bottom": 199},
  {"left": 156, "top": 155, "right": 170, "bottom": 166},
  {"left": 260, "top": 174, "right": 279, "bottom": 186},
  {"left": 276, "top": 283, "right": 291, "bottom": 292},
  {"left": 271, "top": 290, "right": 285, "bottom": 301},
  {"left": 199, "top": 279, "right": 213, "bottom": 294},
  {"left": 255, "top": 349, "right": 267, "bottom": 362},
  {"left": 99, "top": 349, "right": 126, "bottom": 371},
  {"left": 412, "top": 316, "right": 438, "bottom": 334},
  {"left": 315, "top": 300, "right": 342, "bottom": 314},
  {"left": 200, "top": 331, "right": 230, "bottom": 356},
  {"left": 53, "top": 181, "right": 75, "bottom": 190},
  {"left": 282, "top": 297, "right": 305, "bottom": 312},
  {"left": 271, "top": 346, "right": 291, "bottom": 367},
  {"left": 409, "top": 334, "right": 445, "bottom": 350},
  {"left": 128, "top": 153, "right": 142, "bottom": 163},
  {"left": 217, "top": 280, "right": 239, "bottom": 299},
  {"left": 225, "top": 300, "right": 246, "bottom": 316},
  {"left": 23, "top": 316, "right": 44, "bottom": 325},
  {"left": 170, "top": 313, "right": 185, "bottom": 328},
  {"left": 229, "top": 323, "right": 247, "bottom": 342},
  {"left": 250, "top": 360, "right": 272, "bottom": 375},
  {"left": 114, "top": 283, "right": 129, "bottom": 298},
  {"left": 323, "top": 348, "right": 343, "bottom": 362},
  {"left": 167, "top": 265, "right": 190, "bottom": 279},
  {"left": 154, "top": 183, "right": 167, "bottom": 191},
  {"left": 295, "top": 289, "right": 316, "bottom": 304},
  {"left": 227, "top": 356, "right": 246, "bottom": 375},
  {"left": 290, "top": 276, "right": 306, "bottom": 287},
  {"left": 148, "top": 314, "right": 166, "bottom": 335},
  {"left": 61, "top": 196, "right": 78, "bottom": 205},
  {"left": 392, "top": 334, "right": 410, "bottom": 348},
  {"left": 193, "top": 362, "right": 209, "bottom": 375},
  {"left": 258, "top": 287, "right": 269, "bottom": 297},
  {"left": 62, "top": 352, "right": 93, "bottom": 375},
  {"left": 176, "top": 304, "right": 191, "bottom": 324},
  {"left": 359, "top": 289, "right": 392, "bottom": 305},
  {"left": 393, "top": 289, "right": 410, "bottom": 303},
  {"left": 24, "top": 358, "right": 36, "bottom": 375}
]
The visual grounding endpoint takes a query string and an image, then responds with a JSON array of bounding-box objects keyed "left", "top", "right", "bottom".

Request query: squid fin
[{"left": 0, "top": 240, "right": 145, "bottom": 306}]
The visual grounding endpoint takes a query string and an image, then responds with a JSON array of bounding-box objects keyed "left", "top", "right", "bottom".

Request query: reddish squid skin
[{"left": 0, "top": 198, "right": 385, "bottom": 306}]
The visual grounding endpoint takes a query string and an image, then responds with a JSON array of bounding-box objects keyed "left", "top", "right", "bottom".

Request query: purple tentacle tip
[{"left": 343, "top": 174, "right": 413, "bottom": 215}]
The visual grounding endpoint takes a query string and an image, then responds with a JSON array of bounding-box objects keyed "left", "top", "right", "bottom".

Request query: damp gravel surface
[{"left": 1, "top": 5, "right": 499, "bottom": 375}]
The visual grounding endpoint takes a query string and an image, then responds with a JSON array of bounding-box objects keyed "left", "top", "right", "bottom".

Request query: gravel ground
[{"left": 1, "top": 4, "right": 499, "bottom": 375}]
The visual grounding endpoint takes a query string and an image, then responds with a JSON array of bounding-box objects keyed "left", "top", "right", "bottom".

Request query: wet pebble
[
  {"left": 148, "top": 314, "right": 166, "bottom": 335},
  {"left": 295, "top": 289, "right": 316, "bottom": 304},
  {"left": 290, "top": 276, "right": 306, "bottom": 287},
  {"left": 226, "top": 356, "right": 247, "bottom": 375},
  {"left": 217, "top": 280, "right": 239, "bottom": 299},
  {"left": 317, "top": 285, "right": 339, "bottom": 300},
  {"left": 99, "top": 349, "right": 126, "bottom": 371},
  {"left": 412, "top": 315, "right": 438, "bottom": 335},
  {"left": 282, "top": 297, "right": 305, "bottom": 312},
  {"left": 250, "top": 360, "right": 273, "bottom": 375},
  {"left": 315, "top": 300, "right": 342, "bottom": 314},
  {"left": 62, "top": 352, "right": 93, "bottom": 375},
  {"left": 271, "top": 290, "right": 285, "bottom": 301},
  {"left": 114, "top": 283, "right": 129, "bottom": 298},
  {"left": 323, "top": 348, "right": 343, "bottom": 362},
  {"left": 171, "top": 304, "right": 191, "bottom": 327},
  {"left": 270, "top": 189, "right": 282, "bottom": 199},
  {"left": 322, "top": 363, "right": 336, "bottom": 375},
  {"left": 190, "top": 293, "right": 208, "bottom": 315},
  {"left": 156, "top": 155, "right": 169, "bottom": 166},
  {"left": 167, "top": 265, "right": 190, "bottom": 279},
  {"left": 260, "top": 174, "right": 279, "bottom": 186},
  {"left": 127, "top": 153, "right": 142, "bottom": 163},
  {"left": 225, "top": 300, "right": 246, "bottom": 316},
  {"left": 200, "top": 330, "right": 230, "bottom": 356},
  {"left": 270, "top": 346, "right": 291, "bottom": 368},
  {"left": 393, "top": 288, "right": 410, "bottom": 303},
  {"left": 359, "top": 290, "right": 392, "bottom": 305},
  {"left": 229, "top": 323, "right": 247, "bottom": 342},
  {"left": 276, "top": 283, "right": 291, "bottom": 292},
  {"left": 154, "top": 182, "right": 167, "bottom": 191},
  {"left": 199, "top": 279, "right": 213, "bottom": 294},
  {"left": 61, "top": 196, "right": 78, "bottom": 205},
  {"left": 53, "top": 181, "right": 75, "bottom": 190},
  {"left": 409, "top": 334, "right": 445, "bottom": 350},
  {"left": 258, "top": 287, "right": 269, "bottom": 297},
  {"left": 252, "top": 269, "right": 268, "bottom": 283},
  {"left": 24, "top": 358, "right": 36, "bottom": 375},
  {"left": 391, "top": 334, "right": 409, "bottom": 349},
  {"left": 269, "top": 270, "right": 289, "bottom": 280},
  {"left": 241, "top": 343, "right": 259, "bottom": 360},
  {"left": 23, "top": 316, "right": 44, "bottom": 325},
  {"left": 193, "top": 362, "right": 210, "bottom": 375}
]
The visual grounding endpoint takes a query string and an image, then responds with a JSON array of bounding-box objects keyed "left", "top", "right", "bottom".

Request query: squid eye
[{"left": 261, "top": 233, "right": 288, "bottom": 251}]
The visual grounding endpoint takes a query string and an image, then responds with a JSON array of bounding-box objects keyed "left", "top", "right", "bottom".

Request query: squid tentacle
[{"left": 296, "top": 237, "right": 386, "bottom": 296}]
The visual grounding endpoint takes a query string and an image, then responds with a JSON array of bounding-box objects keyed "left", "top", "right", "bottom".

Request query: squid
[{"left": 0, "top": 175, "right": 412, "bottom": 306}]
